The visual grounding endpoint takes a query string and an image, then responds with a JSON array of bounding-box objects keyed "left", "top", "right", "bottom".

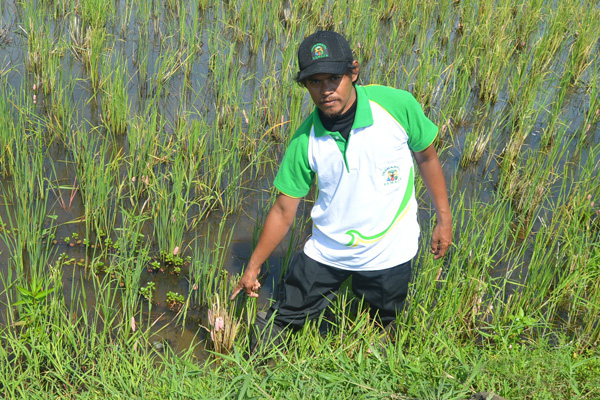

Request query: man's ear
[{"left": 351, "top": 60, "right": 360, "bottom": 83}]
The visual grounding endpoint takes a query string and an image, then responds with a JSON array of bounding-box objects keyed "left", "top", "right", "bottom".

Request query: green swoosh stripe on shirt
[{"left": 344, "top": 166, "right": 414, "bottom": 247}]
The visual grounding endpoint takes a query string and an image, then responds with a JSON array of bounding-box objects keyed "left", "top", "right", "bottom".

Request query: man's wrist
[
  {"left": 245, "top": 262, "right": 262, "bottom": 274},
  {"left": 436, "top": 212, "right": 452, "bottom": 226}
]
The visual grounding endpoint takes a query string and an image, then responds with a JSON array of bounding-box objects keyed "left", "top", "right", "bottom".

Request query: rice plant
[
  {"left": 100, "top": 54, "right": 130, "bottom": 135},
  {"left": 0, "top": 82, "right": 15, "bottom": 176},
  {"left": 68, "top": 125, "right": 122, "bottom": 239}
]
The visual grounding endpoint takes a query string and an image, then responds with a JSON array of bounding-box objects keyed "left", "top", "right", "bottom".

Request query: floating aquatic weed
[
  {"left": 166, "top": 291, "right": 185, "bottom": 311},
  {"left": 139, "top": 282, "right": 156, "bottom": 302}
]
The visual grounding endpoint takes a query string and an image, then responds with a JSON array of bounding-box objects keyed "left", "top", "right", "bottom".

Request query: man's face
[{"left": 304, "top": 62, "right": 359, "bottom": 119}]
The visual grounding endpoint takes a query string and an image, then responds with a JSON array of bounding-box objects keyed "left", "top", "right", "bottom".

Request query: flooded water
[{"left": 0, "top": 0, "right": 598, "bottom": 357}]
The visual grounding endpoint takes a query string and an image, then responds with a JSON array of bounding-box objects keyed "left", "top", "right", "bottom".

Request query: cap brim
[{"left": 297, "top": 61, "right": 348, "bottom": 81}]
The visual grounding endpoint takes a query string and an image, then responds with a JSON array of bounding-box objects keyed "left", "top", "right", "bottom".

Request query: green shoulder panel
[
  {"left": 273, "top": 117, "right": 315, "bottom": 198},
  {"left": 361, "top": 85, "right": 438, "bottom": 152}
]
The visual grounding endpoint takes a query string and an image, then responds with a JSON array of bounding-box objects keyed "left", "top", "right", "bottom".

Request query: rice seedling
[
  {"left": 164, "top": 0, "right": 182, "bottom": 16},
  {"left": 132, "top": 33, "right": 151, "bottom": 101},
  {"left": 500, "top": 136, "right": 569, "bottom": 229},
  {"left": 409, "top": 44, "right": 447, "bottom": 112},
  {"left": 150, "top": 163, "right": 193, "bottom": 265},
  {"left": 134, "top": 0, "right": 153, "bottom": 37},
  {"left": 0, "top": 133, "right": 56, "bottom": 328},
  {"left": 106, "top": 206, "right": 150, "bottom": 317},
  {"left": 0, "top": 82, "right": 15, "bottom": 176},
  {"left": 42, "top": 66, "right": 79, "bottom": 143},
  {"left": 180, "top": 4, "right": 203, "bottom": 81},
  {"left": 580, "top": 73, "right": 600, "bottom": 143},
  {"left": 460, "top": 104, "right": 505, "bottom": 168},
  {"left": 78, "top": 0, "right": 113, "bottom": 30},
  {"left": 562, "top": 1, "right": 600, "bottom": 84},
  {"left": 434, "top": 62, "right": 472, "bottom": 135},
  {"left": 82, "top": 26, "right": 107, "bottom": 90},
  {"left": 115, "top": 0, "right": 134, "bottom": 37},
  {"left": 173, "top": 3, "right": 192, "bottom": 68},
  {"left": 499, "top": 80, "right": 552, "bottom": 175},
  {"left": 124, "top": 113, "right": 161, "bottom": 201},
  {"left": 507, "top": 43, "right": 546, "bottom": 107},
  {"left": 48, "top": 0, "right": 75, "bottom": 19},
  {"left": 469, "top": 3, "right": 514, "bottom": 103},
  {"left": 2, "top": 125, "right": 49, "bottom": 262},
  {"left": 228, "top": 0, "right": 271, "bottom": 55},
  {"left": 0, "top": 179, "right": 56, "bottom": 292},
  {"left": 68, "top": 13, "right": 86, "bottom": 56},
  {"left": 67, "top": 125, "right": 122, "bottom": 240},
  {"left": 151, "top": 44, "right": 188, "bottom": 95},
  {"left": 528, "top": 4, "right": 568, "bottom": 76},
  {"left": 100, "top": 54, "right": 130, "bottom": 134},
  {"left": 22, "top": 2, "right": 63, "bottom": 95},
  {"left": 188, "top": 216, "right": 235, "bottom": 309}
]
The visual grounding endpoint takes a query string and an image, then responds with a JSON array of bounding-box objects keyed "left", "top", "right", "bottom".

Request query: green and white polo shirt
[{"left": 274, "top": 85, "right": 438, "bottom": 271}]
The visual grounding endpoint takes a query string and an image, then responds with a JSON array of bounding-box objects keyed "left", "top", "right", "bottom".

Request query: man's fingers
[
  {"left": 430, "top": 224, "right": 452, "bottom": 259},
  {"left": 433, "top": 241, "right": 450, "bottom": 259},
  {"left": 430, "top": 235, "right": 440, "bottom": 254},
  {"left": 229, "top": 286, "right": 242, "bottom": 301},
  {"left": 230, "top": 280, "right": 261, "bottom": 300},
  {"left": 249, "top": 281, "right": 261, "bottom": 297},
  {"left": 430, "top": 242, "right": 439, "bottom": 254}
]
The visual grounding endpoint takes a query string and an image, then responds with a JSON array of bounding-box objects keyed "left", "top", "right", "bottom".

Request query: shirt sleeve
[
  {"left": 362, "top": 85, "right": 438, "bottom": 152},
  {"left": 403, "top": 92, "right": 438, "bottom": 152},
  {"left": 273, "top": 128, "right": 315, "bottom": 198}
]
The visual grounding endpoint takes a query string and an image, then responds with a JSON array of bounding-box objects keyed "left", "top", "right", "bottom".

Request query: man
[{"left": 230, "top": 31, "right": 452, "bottom": 345}]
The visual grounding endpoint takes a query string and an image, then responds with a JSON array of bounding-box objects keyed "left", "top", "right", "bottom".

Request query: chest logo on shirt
[{"left": 383, "top": 166, "right": 401, "bottom": 186}]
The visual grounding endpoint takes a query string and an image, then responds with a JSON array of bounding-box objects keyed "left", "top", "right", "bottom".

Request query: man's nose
[{"left": 321, "top": 81, "right": 335, "bottom": 95}]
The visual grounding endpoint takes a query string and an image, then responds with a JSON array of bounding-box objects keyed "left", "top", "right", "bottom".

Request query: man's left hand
[{"left": 430, "top": 222, "right": 452, "bottom": 259}]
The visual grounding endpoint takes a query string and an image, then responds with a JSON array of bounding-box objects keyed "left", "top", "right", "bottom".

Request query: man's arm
[
  {"left": 412, "top": 144, "right": 452, "bottom": 259},
  {"left": 230, "top": 194, "right": 301, "bottom": 300}
]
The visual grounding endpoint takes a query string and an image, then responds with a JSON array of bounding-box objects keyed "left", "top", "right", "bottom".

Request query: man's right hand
[{"left": 229, "top": 265, "right": 261, "bottom": 300}]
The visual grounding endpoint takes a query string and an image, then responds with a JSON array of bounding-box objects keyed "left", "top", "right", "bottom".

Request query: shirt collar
[{"left": 312, "top": 85, "right": 374, "bottom": 137}]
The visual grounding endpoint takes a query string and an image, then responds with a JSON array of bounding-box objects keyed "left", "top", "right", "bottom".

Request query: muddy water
[{"left": 0, "top": 1, "right": 598, "bottom": 358}]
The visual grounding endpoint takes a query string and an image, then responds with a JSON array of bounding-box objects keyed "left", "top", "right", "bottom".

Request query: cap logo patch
[{"left": 311, "top": 43, "right": 329, "bottom": 60}]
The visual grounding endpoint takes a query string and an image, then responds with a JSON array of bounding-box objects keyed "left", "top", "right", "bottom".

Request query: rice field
[{"left": 0, "top": 0, "right": 599, "bottom": 398}]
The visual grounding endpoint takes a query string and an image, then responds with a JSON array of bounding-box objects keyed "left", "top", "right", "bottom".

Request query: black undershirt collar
[{"left": 318, "top": 96, "right": 357, "bottom": 141}]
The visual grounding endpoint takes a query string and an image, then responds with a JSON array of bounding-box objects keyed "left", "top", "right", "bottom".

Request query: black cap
[{"left": 297, "top": 31, "right": 354, "bottom": 81}]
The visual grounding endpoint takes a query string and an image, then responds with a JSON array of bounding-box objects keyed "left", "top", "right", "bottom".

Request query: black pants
[{"left": 267, "top": 252, "right": 412, "bottom": 329}]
